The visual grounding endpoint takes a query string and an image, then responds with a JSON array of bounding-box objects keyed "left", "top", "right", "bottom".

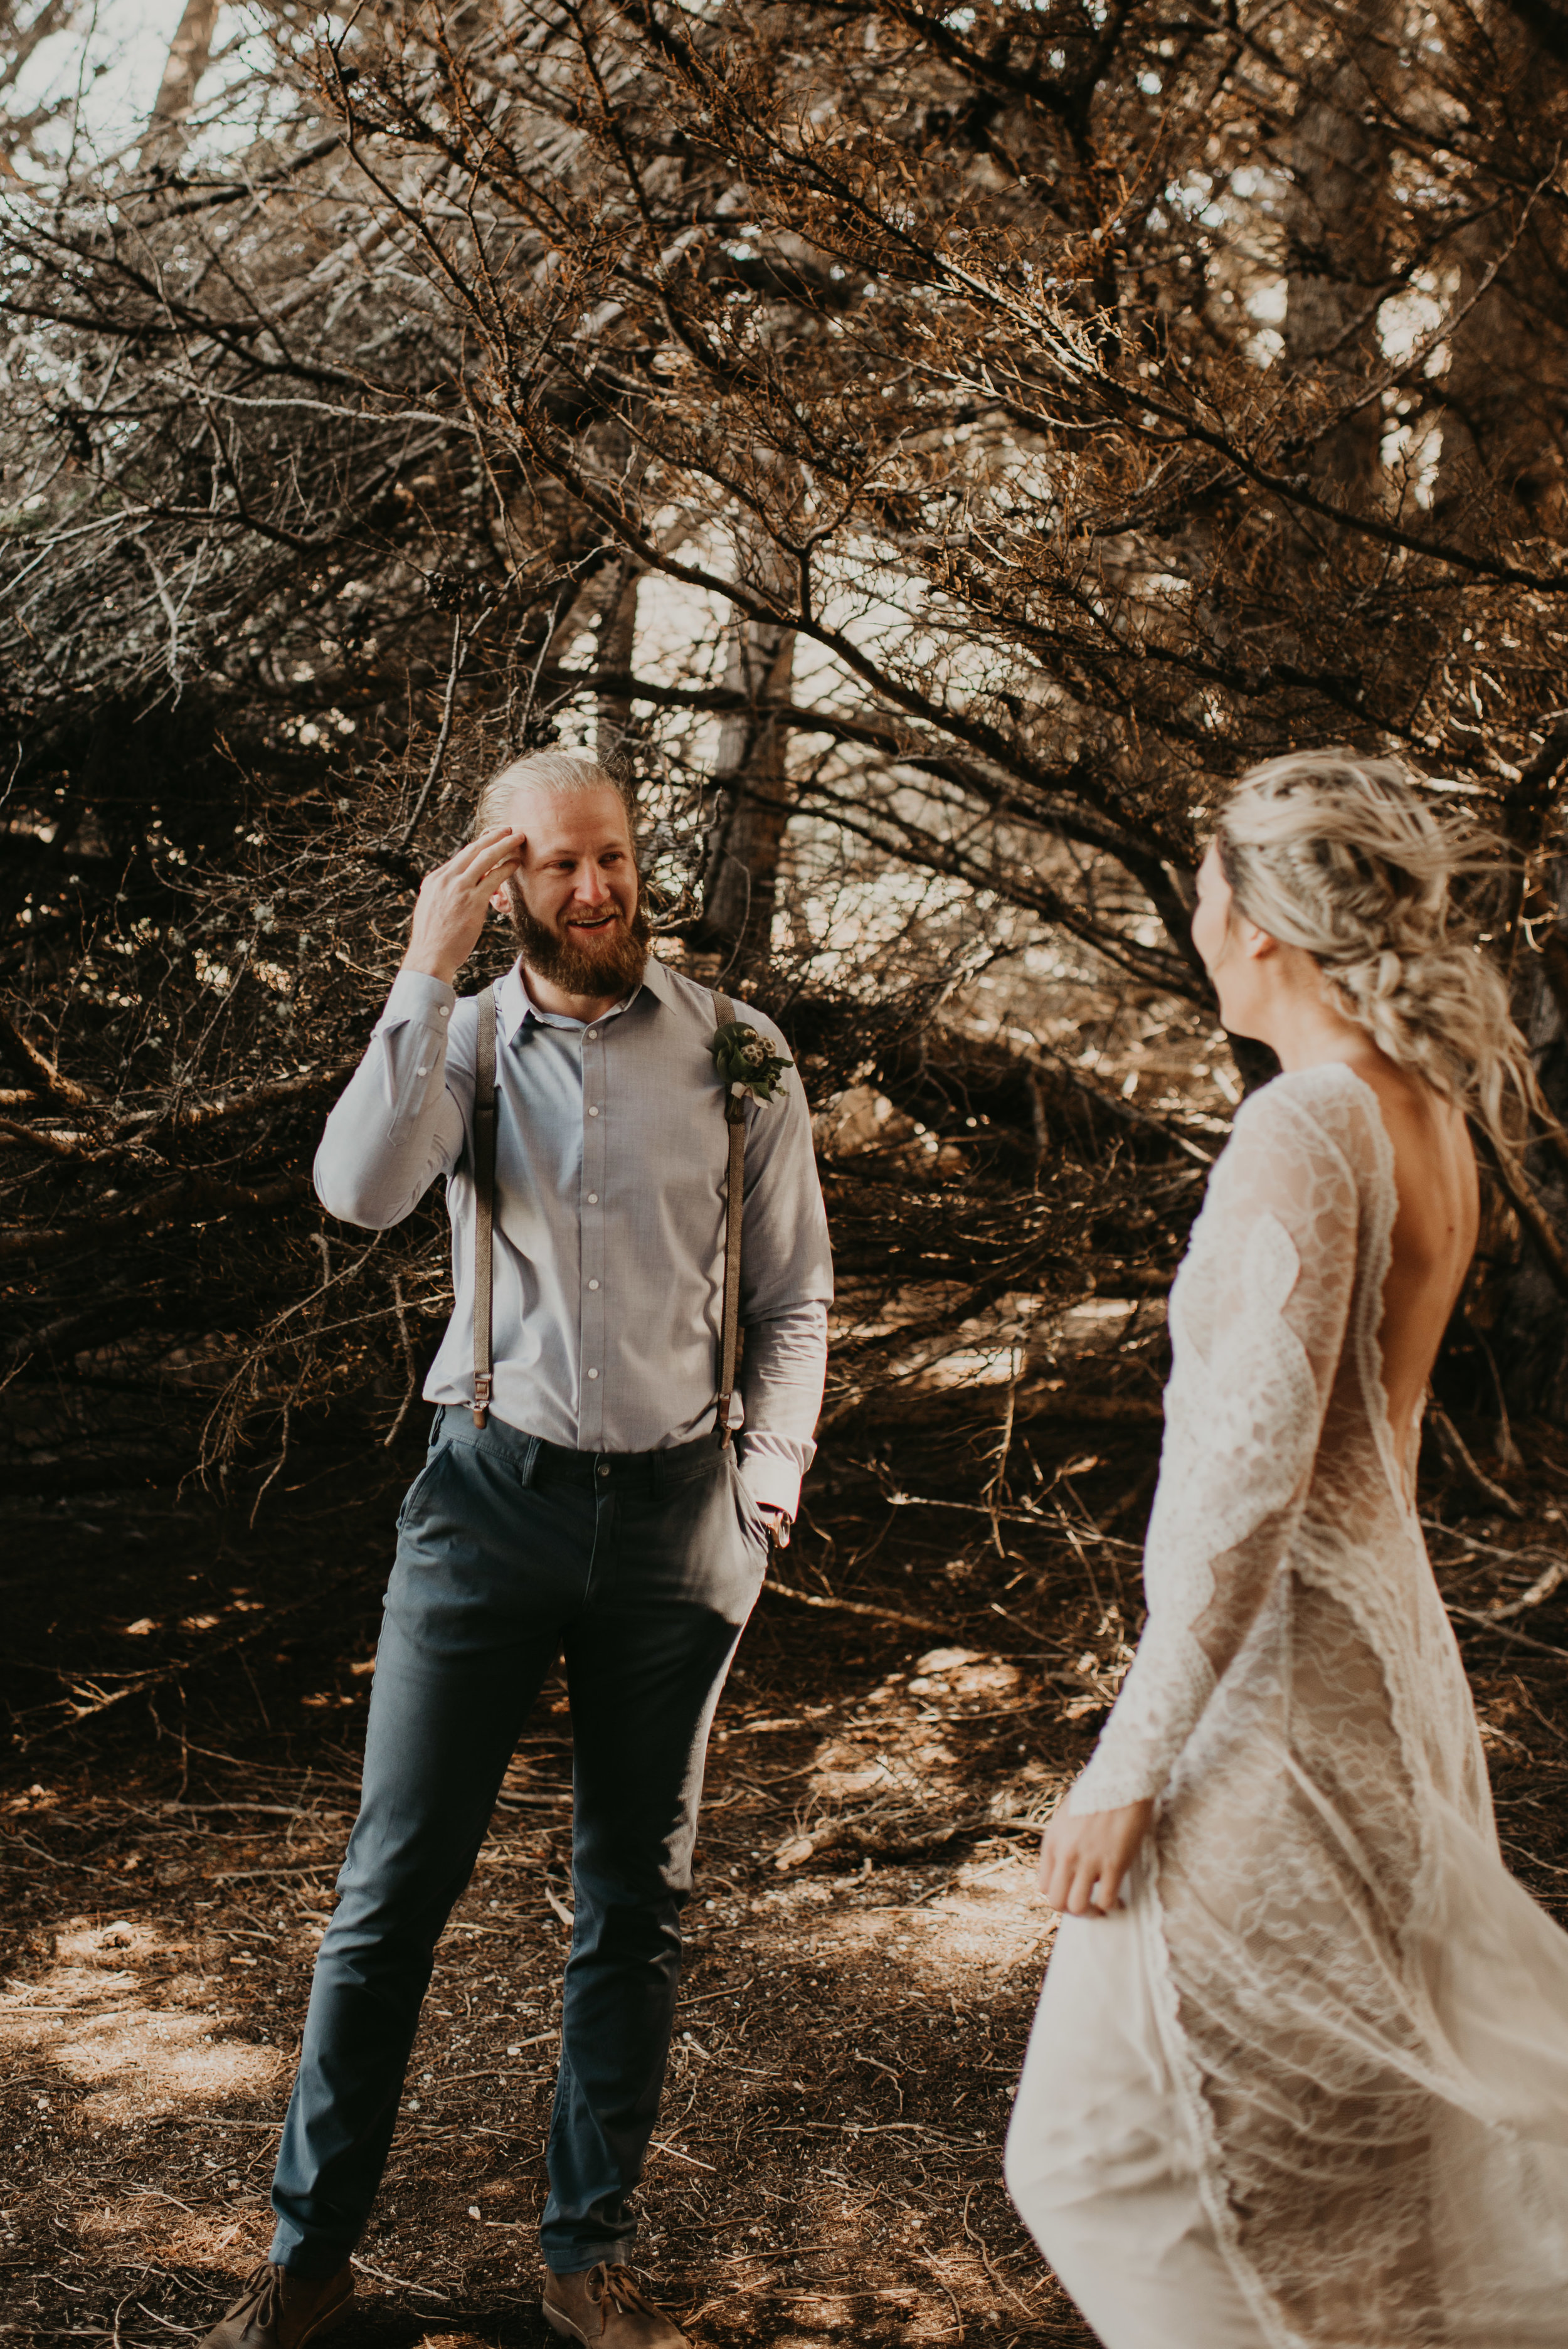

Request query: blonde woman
[{"left": 1005, "top": 753, "right": 1568, "bottom": 2349}]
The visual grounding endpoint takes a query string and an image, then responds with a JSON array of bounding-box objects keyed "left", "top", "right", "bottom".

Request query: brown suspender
[
  {"left": 471, "top": 982, "right": 497, "bottom": 1429},
  {"left": 468, "top": 979, "right": 748, "bottom": 1446},
  {"left": 711, "top": 989, "right": 746, "bottom": 1450}
]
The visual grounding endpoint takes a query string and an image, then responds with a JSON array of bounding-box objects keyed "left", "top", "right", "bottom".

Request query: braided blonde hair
[{"left": 1214, "top": 749, "right": 1540, "bottom": 1157}]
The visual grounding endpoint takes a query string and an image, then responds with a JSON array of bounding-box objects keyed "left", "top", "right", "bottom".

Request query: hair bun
[{"left": 1215, "top": 748, "right": 1539, "bottom": 1159}]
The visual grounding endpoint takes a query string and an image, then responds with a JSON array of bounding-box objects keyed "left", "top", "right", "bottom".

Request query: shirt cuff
[
  {"left": 377, "top": 967, "right": 458, "bottom": 1031},
  {"left": 737, "top": 1451, "right": 801, "bottom": 1519}
]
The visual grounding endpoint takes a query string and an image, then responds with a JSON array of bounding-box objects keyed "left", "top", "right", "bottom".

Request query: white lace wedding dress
[{"left": 1008, "top": 1065, "right": 1568, "bottom": 2348}]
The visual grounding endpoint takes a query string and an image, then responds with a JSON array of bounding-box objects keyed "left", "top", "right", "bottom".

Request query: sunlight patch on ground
[
  {"left": 55, "top": 1917, "right": 164, "bottom": 1965},
  {"left": 78, "top": 2194, "right": 271, "bottom": 2267},
  {"left": 817, "top": 1857, "right": 1053, "bottom": 1978},
  {"left": 807, "top": 1729, "right": 959, "bottom": 1801},
  {"left": 1, "top": 1914, "right": 283, "bottom": 2125},
  {"left": 744, "top": 1853, "right": 1052, "bottom": 1983}
]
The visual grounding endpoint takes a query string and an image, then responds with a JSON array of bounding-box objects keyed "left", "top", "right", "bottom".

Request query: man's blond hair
[{"left": 472, "top": 750, "right": 630, "bottom": 838}]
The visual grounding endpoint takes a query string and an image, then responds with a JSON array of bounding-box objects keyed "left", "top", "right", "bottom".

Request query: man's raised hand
[{"left": 401, "top": 827, "right": 524, "bottom": 986}]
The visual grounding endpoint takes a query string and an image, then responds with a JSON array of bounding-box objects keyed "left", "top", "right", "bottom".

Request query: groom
[{"left": 200, "top": 751, "right": 832, "bottom": 2349}]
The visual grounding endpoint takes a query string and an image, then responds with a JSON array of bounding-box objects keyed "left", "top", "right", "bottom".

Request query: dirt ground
[{"left": 6, "top": 1407, "right": 1568, "bottom": 2349}]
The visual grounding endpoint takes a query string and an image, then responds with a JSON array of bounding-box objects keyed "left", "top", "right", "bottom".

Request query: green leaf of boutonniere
[{"left": 711, "top": 1018, "right": 792, "bottom": 1104}]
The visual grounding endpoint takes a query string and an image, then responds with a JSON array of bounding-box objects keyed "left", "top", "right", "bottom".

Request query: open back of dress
[{"left": 1068, "top": 1064, "right": 1568, "bottom": 2348}]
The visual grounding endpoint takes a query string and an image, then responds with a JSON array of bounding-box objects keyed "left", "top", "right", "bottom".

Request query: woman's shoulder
[
  {"left": 1183, "top": 1068, "right": 1381, "bottom": 1304},
  {"left": 1232, "top": 1061, "right": 1384, "bottom": 1150},
  {"left": 1218, "top": 1063, "right": 1388, "bottom": 1205}
]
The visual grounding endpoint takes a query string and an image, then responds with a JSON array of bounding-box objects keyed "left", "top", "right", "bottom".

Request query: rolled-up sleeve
[
  {"left": 314, "top": 969, "right": 466, "bottom": 1228},
  {"left": 733, "top": 1018, "right": 834, "bottom": 1517}
]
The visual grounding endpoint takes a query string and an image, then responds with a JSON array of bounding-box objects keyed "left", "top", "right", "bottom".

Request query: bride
[{"left": 1005, "top": 751, "right": 1568, "bottom": 2348}]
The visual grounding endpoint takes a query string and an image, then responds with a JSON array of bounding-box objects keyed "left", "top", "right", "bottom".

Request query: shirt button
[
  {"left": 586, "top": 1029, "right": 597, "bottom": 1041},
  {"left": 587, "top": 1192, "right": 599, "bottom": 1205},
  {"left": 587, "top": 1367, "right": 599, "bottom": 1381},
  {"left": 438, "top": 1007, "right": 450, "bottom": 1019},
  {"left": 588, "top": 1106, "right": 600, "bottom": 1118},
  {"left": 416, "top": 1065, "right": 429, "bottom": 1077},
  {"left": 588, "top": 1279, "right": 600, "bottom": 1291}
]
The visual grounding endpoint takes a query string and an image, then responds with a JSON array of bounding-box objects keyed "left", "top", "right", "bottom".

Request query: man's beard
[{"left": 506, "top": 882, "right": 652, "bottom": 998}]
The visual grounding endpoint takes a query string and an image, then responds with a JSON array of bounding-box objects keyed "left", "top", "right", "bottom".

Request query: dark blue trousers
[{"left": 268, "top": 1406, "right": 769, "bottom": 2277}]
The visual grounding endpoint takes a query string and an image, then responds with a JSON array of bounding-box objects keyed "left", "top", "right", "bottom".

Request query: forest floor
[{"left": 6, "top": 1400, "right": 1568, "bottom": 2349}]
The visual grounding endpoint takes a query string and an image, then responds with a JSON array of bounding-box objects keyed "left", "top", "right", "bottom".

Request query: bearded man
[{"left": 199, "top": 752, "right": 832, "bottom": 2349}]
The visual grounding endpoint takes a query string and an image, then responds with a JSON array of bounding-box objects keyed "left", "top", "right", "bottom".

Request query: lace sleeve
[{"left": 1068, "top": 1079, "right": 1362, "bottom": 1815}]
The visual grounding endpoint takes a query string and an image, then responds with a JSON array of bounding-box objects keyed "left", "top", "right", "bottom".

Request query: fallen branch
[
  {"left": 1446, "top": 1606, "right": 1568, "bottom": 1661},
  {"left": 870, "top": 1477, "right": 1138, "bottom": 1544},
  {"left": 0, "top": 1116, "right": 82, "bottom": 1157},
  {"left": 1474, "top": 1125, "right": 1568, "bottom": 1300},
  {"left": 1101, "top": 1460, "right": 1159, "bottom": 1531},
  {"left": 1428, "top": 1403, "right": 1525, "bottom": 1520},
  {"left": 0, "top": 1169, "right": 309, "bottom": 1260},
  {"left": 1419, "top": 1517, "right": 1559, "bottom": 1566},
  {"left": 0, "top": 1004, "right": 95, "bottom": 1106},
  {"left": 349, "top": 2257, "right": 451, "bottom": 2304},
  {"left": 161, "top": 1061, "right": 361, "bottom": 1132},
  {"left": 772, "top": 1806, "right": 996, "bottom": 1872},
  {"left": 212, "top": 1860, "right": 337, "bottom": 1882},
  {"left": 1030, "top": 1033, "right": 1219, "bottom": 1166},
  {"left": 0, "top": 1061, "right": 359, "bottom": 1165},
  {"left": 1488, "top": 1556, "right": 1568, "bottom": 1619},
  {"left": 13, "top": 1558, "right": 378, "bottom": 1746},
  {"left": 761, "top": 1579, "right": 953, "bottom": 1636},
  {"left": 825, "top": 1382, "right": 1164, "bottom": 1431}
]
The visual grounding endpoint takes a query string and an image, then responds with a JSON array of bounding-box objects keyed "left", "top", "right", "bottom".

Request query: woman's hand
[
  {"left": 1036, "top": 1796, "right": 1154, "bottom": 1917},
  {"left": 401, "top": 826, "right": 526, "bottom": 985}
]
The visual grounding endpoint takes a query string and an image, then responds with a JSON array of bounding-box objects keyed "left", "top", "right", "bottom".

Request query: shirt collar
[
  {"left": 635, "top": 954, "right": 682, "bottom": 1011},
  {"left": 494, "top": 951, "right": 681, "bottom": 1042}
]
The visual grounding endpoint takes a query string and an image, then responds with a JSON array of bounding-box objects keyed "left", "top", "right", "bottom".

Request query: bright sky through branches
[{"left": 9, "top": 2, "right": 264, "bottom": 171}]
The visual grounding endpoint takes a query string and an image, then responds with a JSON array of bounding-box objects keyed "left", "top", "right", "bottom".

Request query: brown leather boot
[
  {"left": 542, "top": 2262, "right": 689, "bottom": 2346},
  {"left": 198, "top": 2260, "right": 353, "bottom": 2349}
]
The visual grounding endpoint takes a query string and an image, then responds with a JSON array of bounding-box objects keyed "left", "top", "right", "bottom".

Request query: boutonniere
[{"left": 711, "top": 1018, "right": 792, "bottom": 1105}]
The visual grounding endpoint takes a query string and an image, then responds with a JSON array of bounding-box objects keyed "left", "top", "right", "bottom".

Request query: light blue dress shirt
[{"left": 314, "top": 955, "right": 832, "bottom": 1515}]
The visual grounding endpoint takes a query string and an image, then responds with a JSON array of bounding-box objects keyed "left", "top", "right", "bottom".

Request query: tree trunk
[
  {"left": 1473, "top": 859, "right": 1568, "bottom": 1427},
  {"left": 1429, "top": 6, "right": 1568, "bottom": 1421},
  {"left": 689, "top": 610, "right": 796, "bottom": 984},
  {"left": 595, "top": 560, "right": 640, "bottom": 767},
  {"left": 1431, "top": 9, "right": 1568, "bottom": 543},
  {"left": 1281, "top": 3, "right": 1395, "bottom": 498},
  {"left": 140, "top": 0, "right": 222, "bottom": 178}
]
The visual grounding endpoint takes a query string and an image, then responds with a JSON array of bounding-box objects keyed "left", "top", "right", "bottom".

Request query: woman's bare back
[{"left": 1340, "top": 1053, "right": 1479, "bottom": 1456}]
